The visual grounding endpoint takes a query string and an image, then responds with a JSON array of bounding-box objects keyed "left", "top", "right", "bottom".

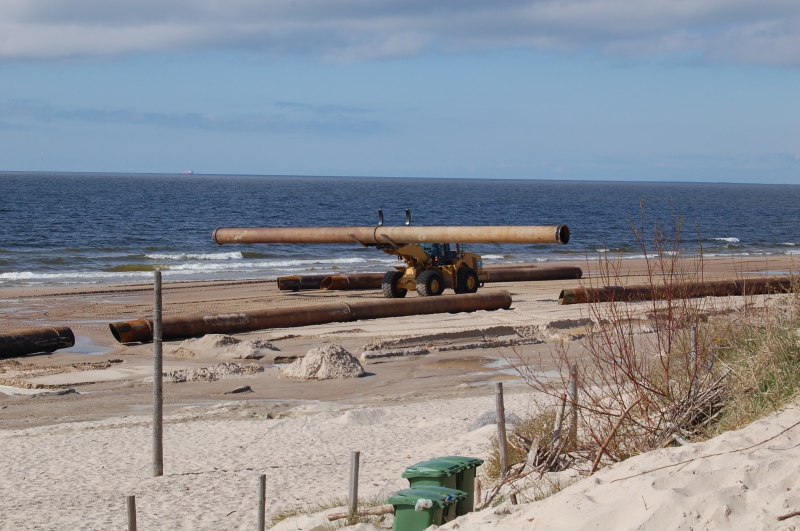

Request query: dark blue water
[{"left": 1, "top": 173, "right": 798, "bottom": 285}]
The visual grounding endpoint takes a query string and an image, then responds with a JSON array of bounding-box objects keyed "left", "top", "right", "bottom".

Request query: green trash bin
[
  {"left": 388, "top": 487, "right": 466, "bottom": 531},
  {"left": 402, "top": 458, "right": 467, "bottom": 521},
  {"left": 438, "top": 456, "right": 484, "bottom": 515}
]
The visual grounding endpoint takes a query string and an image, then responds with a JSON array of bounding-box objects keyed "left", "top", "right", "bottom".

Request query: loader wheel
[
  {"left": 455, "top": 267, "right": 479, "bottom": 294},
  {"left": 416, "top": 270, "right": 445, "bottom": 297},
  {"left": 382, "top": 270, "right": 407, "bottom": 299}
]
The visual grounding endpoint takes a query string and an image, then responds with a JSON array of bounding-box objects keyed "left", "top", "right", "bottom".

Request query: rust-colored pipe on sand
[
  {"left": 0, "top": 327, "right": 75, "bottom": 358},
  {"left": 559, "top": 277, "right": 794, "bottom": 305},
  {"left": 284, "top": 265, "right": 583, "bottom": 292},
  {"left": 109, "top": 291, "right": 513, "bottom": 343},
  {"left": 214, "top": 225, "right": 570, "bottom": 246},
  {"left": 320, "top": 274, "right": 385, "bottom": 291},
  {"left": 276, "top": 274, "right": 332, "bottom": 291},
  {"left": 485, "top": 266, "right": 582, "bottom": 283}
]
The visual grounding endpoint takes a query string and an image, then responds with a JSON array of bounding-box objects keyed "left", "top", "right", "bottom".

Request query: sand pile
[
  {"left": 282, "top": 344, "right": 365, "bottom": 380},
  {"left": 163, "top": 362, "right": 264, "bottom": 383},
  {"left": 169, "top": 334, "right": 278, "bottom": 360}
]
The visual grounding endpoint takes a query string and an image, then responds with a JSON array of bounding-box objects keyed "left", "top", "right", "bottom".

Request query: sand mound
[
  {"left": 169, "top": 334, "right": 278, "bottom": 360},
  {"left": 164, "top": 362, "right": 264, "bottom": 383},
  {"left": 281, "top": 344, "right": 365, "bottom": 380},
  {"left": 445, "top": 402, "right": 800, "bottom": 531}
]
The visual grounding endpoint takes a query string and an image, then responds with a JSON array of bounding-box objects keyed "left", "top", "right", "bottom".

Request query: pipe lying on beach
[
  {"left": 282, "top": 265, "right": 584, "bottom": 292},
  {"left": 483, "top": 265, "right": 583, "bottom": 283},
  {"left": 320, "top": 273, "right": 385, "bottom": 291},
  {"left": 276, "top": 274, "right": 332, "bottom": 292},
  {"left": 0, "top": 327, "right": 75, "bottom": 358},
  {"left": 558, "top": 277, "right": 795, "bottom": 305},
  {"left": 214, "top": 225, "right": 570, "bottom": 246},
  {"left": 108, "top": 290, "right": 513, "bottom": 343}
]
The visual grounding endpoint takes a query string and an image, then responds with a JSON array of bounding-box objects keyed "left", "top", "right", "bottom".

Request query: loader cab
[{"left": 420, "top": 243, "right": 458, "bottom": 265}]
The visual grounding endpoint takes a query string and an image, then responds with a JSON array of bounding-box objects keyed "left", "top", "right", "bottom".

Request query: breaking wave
[{"left": 145, "top": 252, "right": 243, "bottom": 260}]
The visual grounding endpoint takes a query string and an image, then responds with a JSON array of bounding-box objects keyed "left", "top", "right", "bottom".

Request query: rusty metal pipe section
[
  {"left": 276, "top": 274, "right": 332, "bottom": 291},
  {"left": 484, "top": 266, "right": 583, "bottom": 283},
  {"left": 109, "top": 290, "right": 513, "bottom": 343},
  {"left": 214, "top": 225, "right": 569, "bottom": 246},
  {"left": 0, "top": 327, "right": 75, "bottom": 358},
  {"left": 285, "top": 265, "right": 583, "bottom": 292},
  {"left": 559, "top": 277, "right": 794, "bottom": 305},
  {"left": 320, "top": 274, "right": 385, "bottom": 291}
]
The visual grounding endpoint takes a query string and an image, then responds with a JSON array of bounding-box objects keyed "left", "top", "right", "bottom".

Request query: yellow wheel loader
[
  {"left": 379, "top": 241, "right": 484, "bottom": 298},
  {"left": 373, "top": 209, "right": 485, "bottom": 298}
]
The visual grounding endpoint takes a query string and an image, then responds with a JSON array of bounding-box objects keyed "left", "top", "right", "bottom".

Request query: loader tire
[
  {"left": 382, "top": 270, "right": 407, "bottom": 299},
  {"left": 416, "top": 270, "right": 445, "bottom": 297},
  {"left": 455, "top": 267, "right": 479, "bottom": 294}
]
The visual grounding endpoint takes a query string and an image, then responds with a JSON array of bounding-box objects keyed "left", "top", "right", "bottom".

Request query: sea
[{"left": 1, "top": 173, "right": 798, "bottom": 287}]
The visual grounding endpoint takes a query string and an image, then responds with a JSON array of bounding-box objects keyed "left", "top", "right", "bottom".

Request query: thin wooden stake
[
  {"left": 258, "top": 474, "right": 266, "bottom": 531},
  {"left": 127, "top": 495, "right": 137, "bottom": 531},
  {"left": 153, "top": 270, "right": 164, "bottom": 477},
  {"left": 494, "top": 382, "right": 509, "bottom": 475},
  {"left": 474, "top": 479, "right": 481, "bottom": 510},
  {"left": 348, "top": 451, "right": 360, "bottom": 519},
  {"left": 568, "top": 364, "right": 578, "bottom": 445},
  {"left": 551, "top": 393, "right": 567, "bottom": 445},
  {"left": 589, "top": 397, "right": 642, "bottom": 476}
]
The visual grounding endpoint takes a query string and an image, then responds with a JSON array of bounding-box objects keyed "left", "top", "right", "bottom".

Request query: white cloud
[{"left": 0, "top": 0, "right": 798, "bottom": 65}]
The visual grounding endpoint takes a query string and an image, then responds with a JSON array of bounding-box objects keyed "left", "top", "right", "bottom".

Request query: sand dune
[{"left": 445, "top": 402, "right": 800, "bottom": 531}]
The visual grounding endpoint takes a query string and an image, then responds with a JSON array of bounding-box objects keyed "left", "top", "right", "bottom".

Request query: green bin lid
[
  {"left": 402, "top": 458, "right": 467, "bottom": 479},
  {"left": 412, "top": 485, "right": 468, "bottom": 502},
  {"left": 387, "top": 487, "right": 464, "bottom": 509},
  {"left": 437, "top": 456, "right": 484, "bottom": 469}
]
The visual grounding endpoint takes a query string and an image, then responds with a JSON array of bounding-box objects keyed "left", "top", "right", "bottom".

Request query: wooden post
[
  {"left": 153, "top": 270, "right": 163, "bottom": 477},
  {"left": 127, "top": 495, "right": 137, "bottom": 531},
  {"left": 474, "top": 479, "right": 481, "bottom": 510},
  {"left": 258, "top": 474, "right": 266, "bottom": 531},
  {"left": 568, "top": 364, "right": 578, "bottom": 446},
  {"left": 551, "top": 393, "right": 567, "bottom": 445},
  {"left": 348, "top": 451, "right": 360, "bottom": 519},
  {"left": 494, "top": 382, "right": 509, "bottom": 476}
]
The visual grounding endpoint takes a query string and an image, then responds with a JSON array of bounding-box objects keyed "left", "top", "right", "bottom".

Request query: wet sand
[{"left": 0, "top": 255, "right": 795, "bottom": 428}]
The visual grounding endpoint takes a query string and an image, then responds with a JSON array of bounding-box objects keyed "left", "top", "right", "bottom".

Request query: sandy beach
[{"left": 0, "top": 255, "right": 797, "bottom": 530}]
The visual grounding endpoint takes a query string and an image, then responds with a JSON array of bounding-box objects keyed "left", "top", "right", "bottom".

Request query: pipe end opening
[
  {"left": 109, "top": 323, "right": 122, "bottom": 343},
  {"left": 557, "top": 225, "right": 570, "bottom": 245}
]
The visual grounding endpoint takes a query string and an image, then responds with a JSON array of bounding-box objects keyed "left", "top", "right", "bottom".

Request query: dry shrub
[
  {"left": 517, "top": 207, "right": 726, "bottom": 464},
  {"left": 511, "top": 204, "right": 799, "bottom": 481},
  {"left": 482, "top": 408, "right": 557, "bottom": 481},
  {"left": 478, "top": 205, "right": 798, "bottom": 508}
]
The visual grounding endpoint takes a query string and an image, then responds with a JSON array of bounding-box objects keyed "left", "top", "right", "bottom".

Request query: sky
[{"left": 0, "top": 0, "right": 798, "bottom": 183}]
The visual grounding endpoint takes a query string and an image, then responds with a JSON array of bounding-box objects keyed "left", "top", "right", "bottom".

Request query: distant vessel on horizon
[{"left": 180, "top": 170, "right": 194, "bottom": 175}]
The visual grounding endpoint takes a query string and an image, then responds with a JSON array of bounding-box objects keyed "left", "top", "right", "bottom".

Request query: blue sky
[{"left": 0, "top": 1, "right": 798, "bottom": 182}]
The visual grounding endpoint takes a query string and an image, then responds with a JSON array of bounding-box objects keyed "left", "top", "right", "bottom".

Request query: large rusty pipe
[
  {"left": 214, "top": 225, "right": 569, "bottom": 246},
  {"left": 0, "top": 327, "right": 75, "bottom": 358},
  {"left": 320, "top": 266, "right": 583, "bottom": 291},
  {"left": 559, "top": 277, "right": 794, "bottom": 305},
  {"left": 485, "top": 266, "right": 582, "bottom": 283},
  {"left": 276, "top": 274, "right": 332, "bottom": 291},
  {"left": 320, "top": 274, "right": 385, "bottom": 291},
  {"left": 109, "top": 291, "right": 513, "bottom": 343}
]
